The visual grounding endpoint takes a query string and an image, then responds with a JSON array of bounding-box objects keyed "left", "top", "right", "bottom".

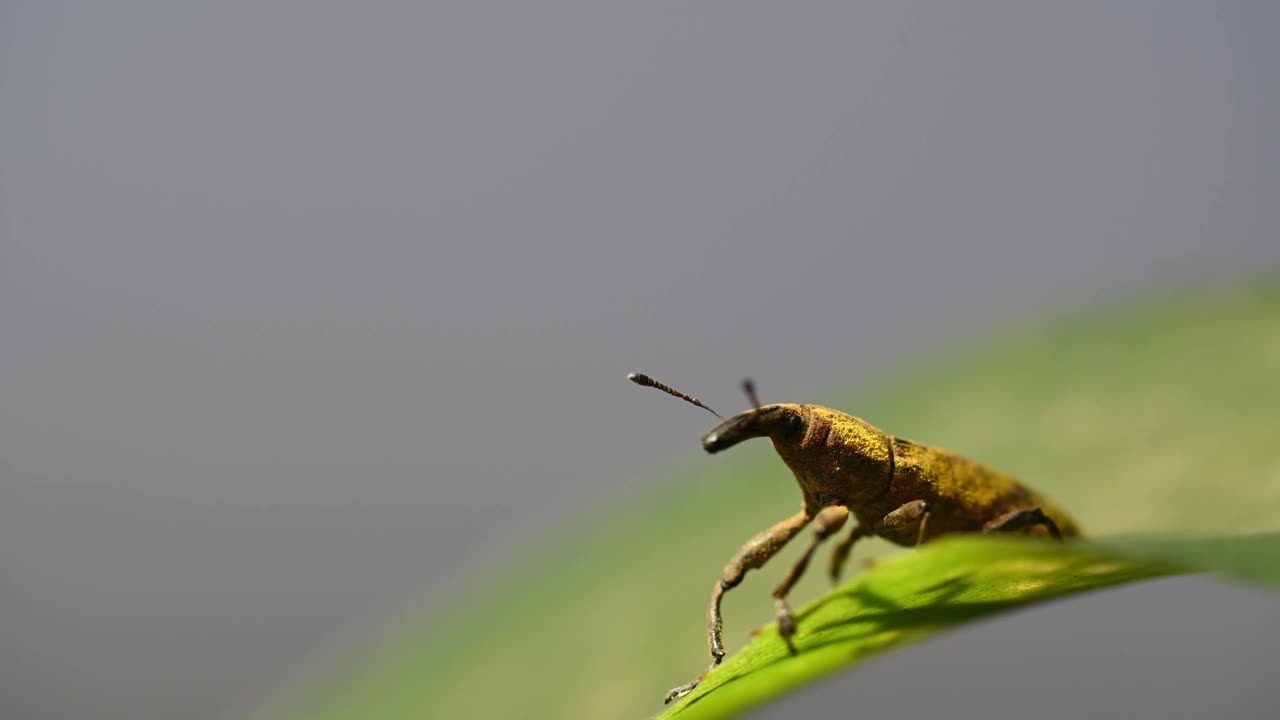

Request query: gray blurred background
[{"left": 2, "top": 2, "right": 1279, "bottom": 719}]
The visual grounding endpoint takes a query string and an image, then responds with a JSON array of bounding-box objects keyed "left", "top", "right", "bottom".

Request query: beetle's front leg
[
  {"left": 663, "top": 510, "right": 811, "bottom": 705},
  {"left": 771, "top": 506, "right": 849, "bottom": 654}
]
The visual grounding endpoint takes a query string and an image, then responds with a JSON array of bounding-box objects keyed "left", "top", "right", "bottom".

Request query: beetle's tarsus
[
  {"left": 663, "top": 661, "right": 716, "bottom": 704},
  {"left": 777, "top": 613, "right": 795, "bottom": 637},
  {"left": 776, "top": 598, "right": 798, "bottom": 654},
  {"left": 777, "top": 613, "right": 798, "bottom": 655},
  {"left": 663, "top": 682, "right": 696, "bottom": 705}
]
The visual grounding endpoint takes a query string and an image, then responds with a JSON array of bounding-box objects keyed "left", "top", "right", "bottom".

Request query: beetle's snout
[
  {"left": 701, "top": 413, "right": 754, "bottom": 454},
  {"left": 701, "top": 428, "right": 733, "bottom": 454},
  {"left": 701, "top": 405, "right": 798, "bottom": 454}
]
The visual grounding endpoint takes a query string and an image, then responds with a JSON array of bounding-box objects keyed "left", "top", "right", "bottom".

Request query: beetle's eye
[{"left": 784, "top": 413, "right": 804, "bottom": 438}]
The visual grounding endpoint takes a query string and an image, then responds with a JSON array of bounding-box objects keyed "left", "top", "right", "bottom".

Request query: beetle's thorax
[{"left": 772, "top": 405, "right": 894, "bottom": 511}]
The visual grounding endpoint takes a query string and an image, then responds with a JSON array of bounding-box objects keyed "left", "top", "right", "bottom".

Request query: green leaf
[
  {"left": 259, "top": 278, "right": 1280, "bottom": 720},
  {"left": 659, "top": 532, "right": 1280, "bottom": 720}
]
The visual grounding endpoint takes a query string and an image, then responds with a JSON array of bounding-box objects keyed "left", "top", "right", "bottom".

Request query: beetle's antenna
[
  {"left": 628, "top": 373, "right": 723, "bottom": 419},
  {"left": 737, "top": 377, "right": 763, "bottom": 430},
  {"left": 742, "top": 378, "right": 761, "bottom": 413}
]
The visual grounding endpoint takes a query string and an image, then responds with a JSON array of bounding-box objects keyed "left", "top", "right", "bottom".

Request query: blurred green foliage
[{"left": 264, "top": 278, "right": 1280, "bottom": 720}]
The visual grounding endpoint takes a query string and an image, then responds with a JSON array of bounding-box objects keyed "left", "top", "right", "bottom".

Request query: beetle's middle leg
[
  {"left": 771, "top": 506, "right": 849, "bottom": 654},
  {"left": 828, "top": 499, "right": 933, "bottom": 585},
  {"left": 882, "top": 499, "right": 931, "bottom": 546},
  {"left": 826, "top": 523, "right": 870, "bottom": 584},
  {"left": 663, "top": 510, "right": 811, "bottom": 705}
]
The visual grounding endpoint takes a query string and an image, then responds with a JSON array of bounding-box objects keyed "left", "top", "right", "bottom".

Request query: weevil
[{"left": 628, "top": 373, "right": 1081, "bottom": 704}]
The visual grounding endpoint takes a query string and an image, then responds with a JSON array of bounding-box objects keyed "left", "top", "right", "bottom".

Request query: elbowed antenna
[{"left": 627, "top": 373, "right": 723, "bottom": 420}]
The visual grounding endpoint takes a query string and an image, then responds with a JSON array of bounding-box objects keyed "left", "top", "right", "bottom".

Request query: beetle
[{"left": 628, "top": 373, "right": 1081, "bottom": 704}]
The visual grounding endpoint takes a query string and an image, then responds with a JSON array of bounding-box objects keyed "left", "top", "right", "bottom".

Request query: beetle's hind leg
[
  {"left": 983, "top": 507, "right": 1062, "bottom": 539},
  {"left": 772, "top": 506, "right": 849, "bottom": 654}
]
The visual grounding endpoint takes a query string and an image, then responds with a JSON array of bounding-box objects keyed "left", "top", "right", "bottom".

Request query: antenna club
[{"left": 626, "top": 371, "right": 723, "bottom": 420}]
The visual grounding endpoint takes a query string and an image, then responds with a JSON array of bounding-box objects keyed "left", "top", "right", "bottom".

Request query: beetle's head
[
  {"left": 701, "top": 403, "right": 805, "bottom": 454},
  {"left": 628, "top": 372, "right": 893, "bottom": 509}
]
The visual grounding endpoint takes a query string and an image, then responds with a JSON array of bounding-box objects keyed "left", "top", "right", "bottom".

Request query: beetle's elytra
[{"left": 628, "top": 373, "right": 1080, "bottom": 704}]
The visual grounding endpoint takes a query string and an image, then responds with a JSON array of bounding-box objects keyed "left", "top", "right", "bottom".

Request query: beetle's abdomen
[{"left": 869, "top": 437, "right": 1081, "bottom": 545}]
